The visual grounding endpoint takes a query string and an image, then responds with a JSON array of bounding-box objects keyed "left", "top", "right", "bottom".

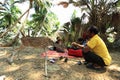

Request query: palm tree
[
  {"left": 58, "top": 0, "right": 120, "bottom": 42},
  {"left": 0, "top": 0, "right": 31, "bottom": 46},
  {"left": 0, "top": 0, "right": 21, "bottom": 32},
  {"left": 0, "top": 0, "right": 22, "bottom": 46}
]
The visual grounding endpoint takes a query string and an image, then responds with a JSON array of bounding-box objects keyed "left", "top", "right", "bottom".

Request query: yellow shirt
[{"left": 87, "top": 35, "right": 112, "bottom": 65}]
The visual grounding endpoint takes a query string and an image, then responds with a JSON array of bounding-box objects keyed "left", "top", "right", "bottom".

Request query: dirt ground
[{"left": 0, "top": 47, "right": 120, "bottom": 80}]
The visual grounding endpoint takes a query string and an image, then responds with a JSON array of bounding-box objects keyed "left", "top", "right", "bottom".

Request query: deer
[
  {"left": 7, "top": 31, "right": 54, "bottom": 77},
  {"left": 7, "top": 36, "right": 54, "bottom": 63}
]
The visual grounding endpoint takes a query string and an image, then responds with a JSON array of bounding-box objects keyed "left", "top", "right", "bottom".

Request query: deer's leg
[
  {"left": 7, "top": 51, "right": 16, "bottom": 64},
  {"left": 7, "top": 45, "right": 24, "bottom": 64},
  {"left": 16, "top": 45, "right": 25, "bottom": 60}
]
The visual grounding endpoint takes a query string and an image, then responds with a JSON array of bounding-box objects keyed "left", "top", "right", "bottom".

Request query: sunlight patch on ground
[
  {"left": 0, "top": 51, "right": 8, "bottom": 57},
  {"left": 23, "top": 55, "right": 36, "bottom": 60},
  {"left": 5, "top": 64, "right": 20, "bottom": 73},
  {"left": 67, "top": 60, "right": 77, "bottom": 65},
  {"left": 5, "top": 76, "right": 14, "bottom": 80},
  {"left": 89, "top": 73, "right": 112, "bottom": 80},
  {"left": 61, "top": 63, "right": 71, "bottom": 69},
  {"left": 72, "top": 72, "right": 83, "bottom": 78},
  {"left": 108, "top": 64, "right": 120, "bottom": 72},
  {"left": 28, "top": 71, "right": 44, "bottom": 80}
]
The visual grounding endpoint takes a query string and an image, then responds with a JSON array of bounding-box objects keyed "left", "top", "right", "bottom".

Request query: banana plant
[
  {"left": 0, "top": 0, "right": 22, "bottom": 30},
  {"left": 27, "top": 0, "right": 60, "bottom": 37},
  {"left": 0, "top": 0, "right": 22, "bottom": 45},
  {"left": 58, "top": 0, "right": 120, "bottom": 42}
]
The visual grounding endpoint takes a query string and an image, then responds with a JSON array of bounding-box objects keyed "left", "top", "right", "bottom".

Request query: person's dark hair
[
  {"left": 77, "top": 38, "right": 84, "bottom": 42},
  {"left": 77, "top": 38, "right": 84, "bottom": 44},
  {"left": 88, "top": 26, "right": 99, "bottom": 34}
]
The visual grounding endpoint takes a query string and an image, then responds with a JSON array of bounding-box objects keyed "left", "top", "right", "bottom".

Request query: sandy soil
[{"left": 0, "top": 47, "right": 120, "bottom": 80}]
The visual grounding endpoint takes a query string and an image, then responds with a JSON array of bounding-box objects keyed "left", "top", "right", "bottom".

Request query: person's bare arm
[
  {"left": 71, "top": 42, "right": 84, "bottom": 48},
  {"left": 72, "top": 42, "right": 91, "bottom": 53}
]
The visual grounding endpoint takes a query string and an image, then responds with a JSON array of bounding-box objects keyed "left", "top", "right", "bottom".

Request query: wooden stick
[{"left": 44, "top": 48, "right": 48, "bottom": 77}]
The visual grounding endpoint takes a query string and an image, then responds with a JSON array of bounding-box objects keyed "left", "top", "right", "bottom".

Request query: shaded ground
[{"left": 0, "top": 47, "right": 120, "bottom": 80}]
